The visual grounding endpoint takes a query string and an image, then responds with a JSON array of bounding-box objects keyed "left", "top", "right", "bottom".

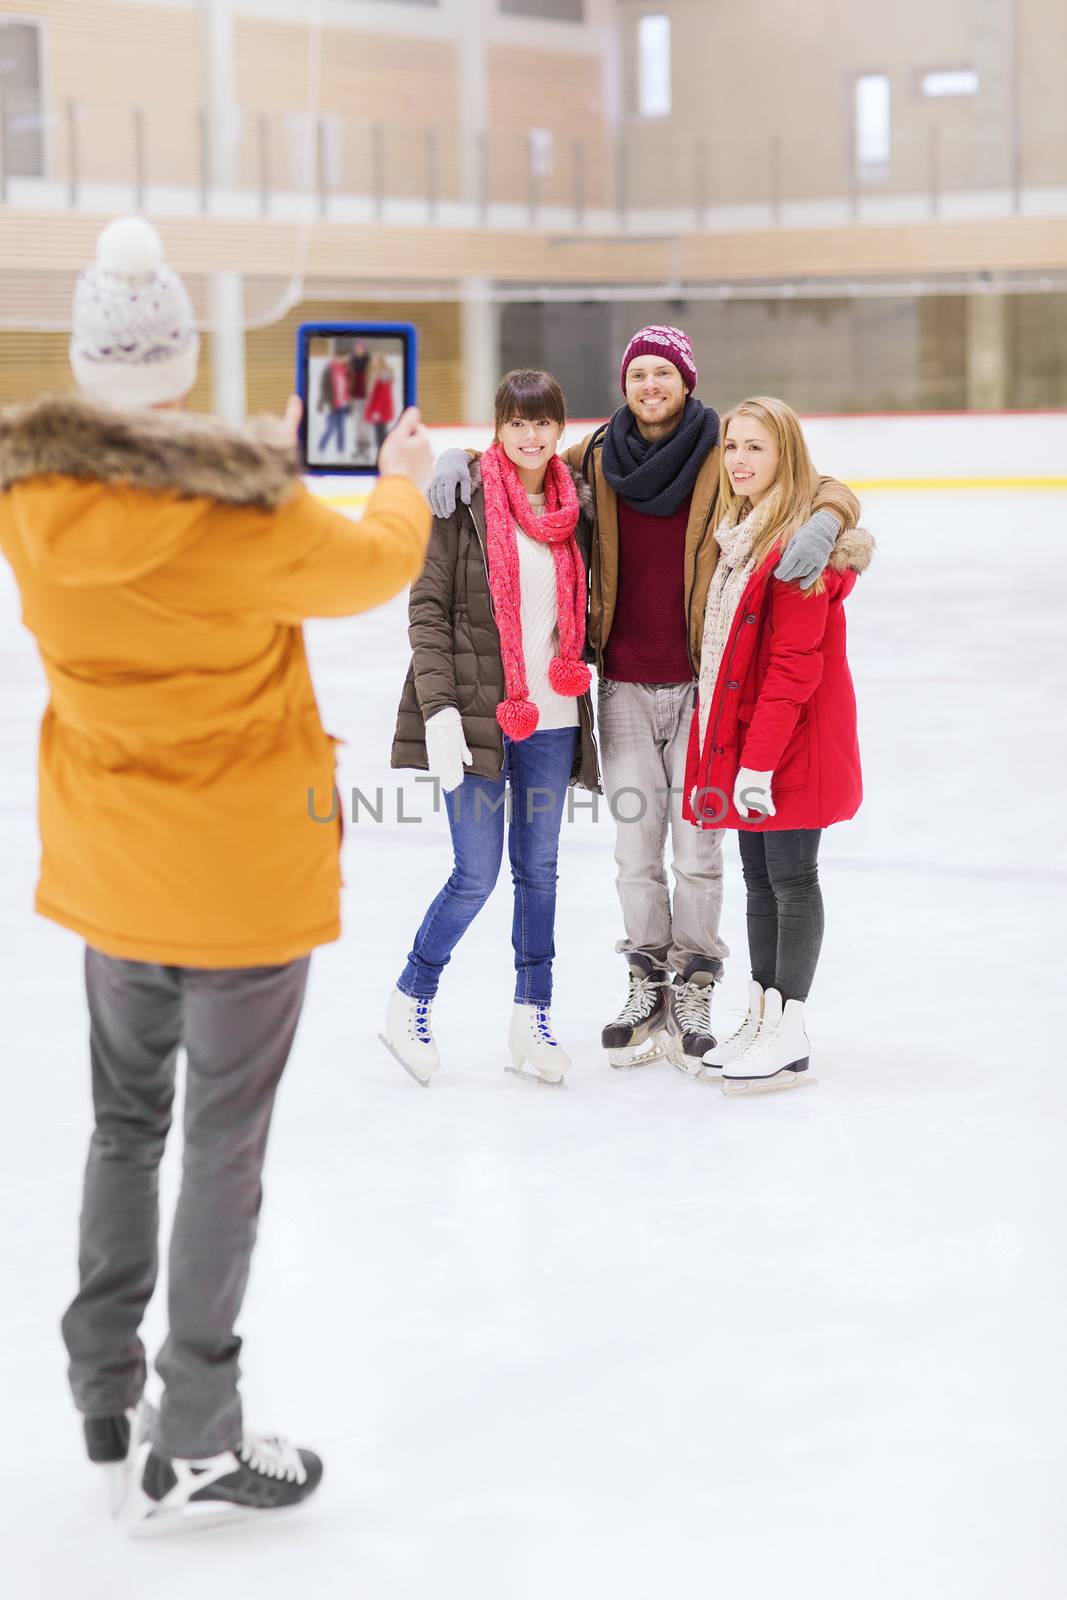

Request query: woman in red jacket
[
  {"left": 364, "top": 353, "right": 398, "bottom": 456},
  {"left": 682, "top": 397, "right": 873, "bottom": 1094}
]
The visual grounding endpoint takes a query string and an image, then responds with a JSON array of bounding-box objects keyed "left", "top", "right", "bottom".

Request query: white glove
[
  {"left": 424, "top": 706, "right": 473, "bottom": 794},
  {"left": 733, "top": 767, "right": 776, "bottom": 819}
]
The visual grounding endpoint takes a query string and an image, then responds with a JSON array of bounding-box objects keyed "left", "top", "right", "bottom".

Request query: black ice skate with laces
[
  {"left": 129, "top": 1430, "right": 324, "bottom": 1534},
  {"left": 601, "top": 954, "right": 671, "bottom": 1068}
]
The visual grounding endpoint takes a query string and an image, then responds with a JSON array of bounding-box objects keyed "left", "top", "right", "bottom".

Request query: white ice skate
[
  {"left": 507, "top": 1003, "right": 568, "bottom": 1086},
  {"left": 380, "top": 988, "right": 440, "bottom": 1087},
  {"left": 700, "top": 981, "right": 764, "bottom": 1080},
  {"left": 721, "top": 987, "right": 815, "bottom": 1096}
]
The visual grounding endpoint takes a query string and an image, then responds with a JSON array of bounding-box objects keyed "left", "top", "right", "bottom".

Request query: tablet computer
[{"left": 297, "top": 320, "right": 418, "bottom": 475}]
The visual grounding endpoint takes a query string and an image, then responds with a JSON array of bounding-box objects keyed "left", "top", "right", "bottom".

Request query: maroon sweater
[{"left": 601, "top": 494, "right": 694, "bottom": 683}]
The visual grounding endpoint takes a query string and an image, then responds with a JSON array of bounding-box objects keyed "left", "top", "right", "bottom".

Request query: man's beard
[{"left": 630, "top": 394, "right": 687, "bottom": 433}]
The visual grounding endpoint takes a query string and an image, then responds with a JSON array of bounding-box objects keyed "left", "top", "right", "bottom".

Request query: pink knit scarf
[{"left": 480, "top": 441, "right": 592, "bottom": 739}]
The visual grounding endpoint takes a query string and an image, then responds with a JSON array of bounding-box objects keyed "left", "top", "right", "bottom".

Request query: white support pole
[
  {"left": 453, "top": 0, "right": 496, "bottom": 423},
  {"left": 461, "top": 278, "right": 500, "bottom": 428},
  {"left": 200, "top": 0, "right": 246, "bottom": 420},
  {"left": 455, "top": 0, "right": 492, "bottom": 212},
  {"left": 966, "top": 292, "right": 1008, "bottom": 410}
]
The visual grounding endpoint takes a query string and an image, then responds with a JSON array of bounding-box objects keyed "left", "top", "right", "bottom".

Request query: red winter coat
[
  {"left": 682, "top": 525, "right": 874, "bottom": 833},
  {"left": 365, "top": 377, "right": 396, "bottom": 425}
]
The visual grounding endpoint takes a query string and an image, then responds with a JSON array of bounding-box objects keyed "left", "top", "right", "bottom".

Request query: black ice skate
[
  {"left": 602, "top": 954, "right": 671, "bottom": 1067},
  {"left": 128, "top": 1431, "right": 324, "bottom": 1535},
  {"left": 665, "top": 957, "right": 721, "bottom": 1075}
]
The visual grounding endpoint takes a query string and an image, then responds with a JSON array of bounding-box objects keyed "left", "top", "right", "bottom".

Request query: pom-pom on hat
[
  {"left": 620, "top": 325, "right": 697, "bottom": 396},
  {"left": 70, "top": 216, "right": 200, "bottom": 408}
]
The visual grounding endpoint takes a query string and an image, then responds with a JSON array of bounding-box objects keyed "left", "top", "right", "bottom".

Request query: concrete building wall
[{"left": 618, "top": 0, "right": 1066, "bottom": 203}]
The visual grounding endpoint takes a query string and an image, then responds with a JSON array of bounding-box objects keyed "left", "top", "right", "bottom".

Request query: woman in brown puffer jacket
[{"left": 386, "top": 370, "right": 600, "bottom": 1090}]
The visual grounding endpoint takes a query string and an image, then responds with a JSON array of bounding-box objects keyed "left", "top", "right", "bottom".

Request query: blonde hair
[{"left": 717, "top": 396, "right": 857, "bottom": 595}]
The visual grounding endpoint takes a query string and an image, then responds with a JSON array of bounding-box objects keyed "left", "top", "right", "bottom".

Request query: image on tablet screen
[{"left": 306, "top": 333, "right": 405, "bottom": 469}]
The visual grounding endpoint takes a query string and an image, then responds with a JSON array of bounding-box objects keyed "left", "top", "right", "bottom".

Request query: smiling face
[
  {"left": 497, "top": 414, "right": 564, "bottom": 480},
  {"left": 723, "top": 413, "right": 781, "bottom": 505},
  {"left": 624, "top": 355, "right": 688, "bottom": 438}
]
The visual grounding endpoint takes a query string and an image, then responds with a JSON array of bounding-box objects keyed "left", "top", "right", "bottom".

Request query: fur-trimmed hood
[
  {"left": 0, "top": 393, "right": 299, "bottom": 507},
  {"left": 718, "top": 476, "right": 874, "bottom": 579},
  {"left": 0, "top": 393, "right": 301, "bottom": 588},
  {"left": 468, "top": 454, "right": 595, "bottom": 519},
  {"left": 828, "top": 523, "right": 875, "bottom": 575}
]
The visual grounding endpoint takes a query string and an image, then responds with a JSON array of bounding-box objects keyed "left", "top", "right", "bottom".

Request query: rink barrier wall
[{"left": 308, "top": 414, "right": 1067, "bottom": 508}]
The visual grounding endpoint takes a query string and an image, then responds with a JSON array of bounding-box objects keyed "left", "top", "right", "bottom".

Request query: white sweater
[{"left": 516, "top": 491, "right": 579, "bottom": 731}]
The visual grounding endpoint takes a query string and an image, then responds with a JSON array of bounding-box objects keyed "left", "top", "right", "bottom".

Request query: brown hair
[{"left": 493, "top": 369, "right": 567, "bottom": 436}]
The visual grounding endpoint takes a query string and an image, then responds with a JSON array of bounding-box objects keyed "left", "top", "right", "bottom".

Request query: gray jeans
[
  {"left": 61, "top": 948, "right": 310, "bottom": 1460},
  {"left": 597, "top": 678, "right": 728, "bottom": 977}
]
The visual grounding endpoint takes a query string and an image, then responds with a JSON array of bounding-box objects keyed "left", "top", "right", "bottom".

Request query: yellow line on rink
[
  {"left": 845, "top": 477, "right": 1067, "bottom": 491},
  {"left": 316, "top": 476, "right": 1067, "bottom": 508}
]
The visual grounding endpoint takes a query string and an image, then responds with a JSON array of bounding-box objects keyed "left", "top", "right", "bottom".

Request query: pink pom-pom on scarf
[
  {"left": 496, "top": 697, "right": 540, "bottom": 739},
  {"left": 548, "top": 657, "right": 592, "bottom": 696}
]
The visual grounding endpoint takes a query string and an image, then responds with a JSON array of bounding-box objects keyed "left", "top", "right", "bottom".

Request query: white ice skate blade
[
  {"left": 666, "top": 1036, "right": 715, "bottom": 1077},
  {"left": 126, "top": 1493, "right": 249, "bottom": 1539},
  {"left": 378, "top": 1033, "right": 433, "bottom": 1088},
  {"left": 105, "top": 1463, "right": 128, "bottom": 1519},
  {"left": 108, "top": 1399, "right": 159, "bottom": 1520},
  {"left": 504, "top": 1061, "right": 565, "bottom": 1088},
  {"left": 721, "top": 1069, "right": 817, "bottom": 1097},
  {"left": 606, "top": 1031, "right": 669, "bottom": 1069},
  {"left": 124, "top": 1490, "right": 305, "bottom": 1540}
]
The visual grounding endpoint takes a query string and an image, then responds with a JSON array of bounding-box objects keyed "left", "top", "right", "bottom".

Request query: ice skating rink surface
[{"left": 1, "top": 473, "right": 1064, "bottom": 1598}]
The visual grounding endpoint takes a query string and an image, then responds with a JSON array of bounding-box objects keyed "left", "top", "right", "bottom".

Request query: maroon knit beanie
[{"left": 619, "top": 325, "right": 697, "bottom": 396}]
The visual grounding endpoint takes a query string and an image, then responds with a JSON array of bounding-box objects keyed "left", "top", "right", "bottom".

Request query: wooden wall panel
[
  {"left": 5, "top": 211, "right": 1067, "bottom": 291},
  {"left": 487, "top": 43, "right": 608, "bottom": 207}
]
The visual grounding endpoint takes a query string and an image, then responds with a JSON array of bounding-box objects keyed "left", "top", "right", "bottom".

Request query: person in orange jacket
[{"left": 0, "top": 217, "right": 433, "bottom": 1530}]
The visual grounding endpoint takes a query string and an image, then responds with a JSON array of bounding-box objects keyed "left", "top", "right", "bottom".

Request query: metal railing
[{"left": 1, "top": 102, "right": 1062, "bottom": 227}]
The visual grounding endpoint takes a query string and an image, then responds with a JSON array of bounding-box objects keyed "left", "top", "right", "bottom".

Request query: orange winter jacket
[{"left": 0, "top": 395, "right": 431, "bottom": 968}]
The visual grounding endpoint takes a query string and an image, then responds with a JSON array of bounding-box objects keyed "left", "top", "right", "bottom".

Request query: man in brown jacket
[{"left": 429, "top": 325, "right": 856, "bottom": 1074}]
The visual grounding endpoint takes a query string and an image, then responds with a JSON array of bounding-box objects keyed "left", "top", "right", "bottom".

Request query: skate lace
[
  {"left": 719, "top": 1009, "right": 756, "bottom": 1047},
  {"left": 738, "top": 1015, "right": 780, "bottom": 1064},
  {"left": 533, "top": 1006, "right": 557, "bottom": 1047},
  {"left": 614, "top": 975, "right": 660, "bottom": 1027},
  {"left": 673, "top": 981, "right": 713, "bottom": 1035},
  {"left": 409, "top": 998, "right": 434, "bottom": 1046},
  {"left": 240, "top": 1432, "right": 307, "bottom": 1485}
]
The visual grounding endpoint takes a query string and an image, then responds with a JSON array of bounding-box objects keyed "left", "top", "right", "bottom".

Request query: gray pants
[
  {"left": 597, "top": 678, "right": 728, "bottom": 977},
  {"left": 61, "top": 948, "right": 310, "bottom": 1460}
]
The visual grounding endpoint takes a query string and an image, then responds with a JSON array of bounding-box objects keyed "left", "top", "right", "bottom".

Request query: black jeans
[{"left": 737, "top": 828, "right": 823, "bottom": 1003}]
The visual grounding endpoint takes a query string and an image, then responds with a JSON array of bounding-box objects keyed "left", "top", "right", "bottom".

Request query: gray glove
[
  {"left": 428, "top": 448, "right": 473, "bottom": 520},
  {"left": 775, "top": 509, "right": 841, "bottom": 588}
]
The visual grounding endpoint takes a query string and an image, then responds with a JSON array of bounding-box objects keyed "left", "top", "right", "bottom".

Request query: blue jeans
[
  {"left": 398, "top": 727, "right": 579, "bottom": 1006},
  {"left": 317, "top": 407, "right": 347, "bottom": 455}
]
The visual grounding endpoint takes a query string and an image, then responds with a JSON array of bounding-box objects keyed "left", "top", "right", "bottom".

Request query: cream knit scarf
[{"left": 697, "top": 505, "right": 764, "bottom": 748}]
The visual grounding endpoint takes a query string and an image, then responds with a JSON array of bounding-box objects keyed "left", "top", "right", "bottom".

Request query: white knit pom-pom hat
[{"left": 70, "top": 216, "right": 200, "bottom": 407}]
